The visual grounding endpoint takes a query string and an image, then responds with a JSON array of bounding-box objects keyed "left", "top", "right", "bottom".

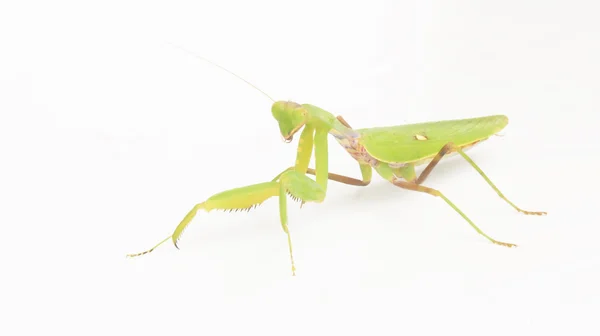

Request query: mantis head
[{"left": 271, "top": 101, "right": 309, "bottom": 143}]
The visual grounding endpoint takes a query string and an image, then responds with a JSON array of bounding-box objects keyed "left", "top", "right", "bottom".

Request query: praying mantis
[{"left": 127, "top": 47, "right": 547, "bottom": 275}]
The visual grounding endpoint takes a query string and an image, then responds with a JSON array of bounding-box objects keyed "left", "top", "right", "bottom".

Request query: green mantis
[{"left": 127, "top": 49, "right": 547, "bottom": 275}]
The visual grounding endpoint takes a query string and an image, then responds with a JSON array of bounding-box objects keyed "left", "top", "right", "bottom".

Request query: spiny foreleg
[{"left": 126, "top": 170, "right": 325, "bottom": 276}]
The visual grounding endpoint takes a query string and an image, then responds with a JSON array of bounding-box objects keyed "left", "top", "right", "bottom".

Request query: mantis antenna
[{"left": 167, "top": 42, "right": 275, "bottom": 103}]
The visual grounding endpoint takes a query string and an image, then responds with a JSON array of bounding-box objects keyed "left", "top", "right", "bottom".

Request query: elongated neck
[{"left": 302, "top": 103, "right": 359, "bottom": 140}]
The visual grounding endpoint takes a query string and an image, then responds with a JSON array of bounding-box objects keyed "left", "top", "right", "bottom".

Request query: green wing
[{"left": 357, "top": 115, "right": 508, "bottom": 163}]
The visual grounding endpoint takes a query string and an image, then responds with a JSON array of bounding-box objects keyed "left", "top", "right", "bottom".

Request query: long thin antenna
[{"left": 167, "top": 42, "right": 275, "bottom": 102}]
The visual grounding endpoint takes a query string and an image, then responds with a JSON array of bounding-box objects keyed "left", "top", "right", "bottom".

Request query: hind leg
[
  {"left": 375, "top": 163, "right": 517, "bottom": 247},
  {"left": 415, "top": 142, "right": 546, "bottom": 216}
]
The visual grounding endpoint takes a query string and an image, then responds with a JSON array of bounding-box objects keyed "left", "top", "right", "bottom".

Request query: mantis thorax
[{"left": 271, "top": 101, "right": 377, "bottom": 167}]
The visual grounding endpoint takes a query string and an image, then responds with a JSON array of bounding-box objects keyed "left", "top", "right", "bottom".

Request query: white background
[{"left": 1, "top": 0, "right": 599, "bottom": 335}]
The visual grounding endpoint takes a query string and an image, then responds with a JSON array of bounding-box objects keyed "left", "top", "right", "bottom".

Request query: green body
[
  {"left": 357, "top": 115, "right": 507, "bottom": 164},
  {"left": 272, "top": 102, "right": 509, "bottom": 191},
  {"left": 128, "top": 55, "right": 546, "bottom": 275}
]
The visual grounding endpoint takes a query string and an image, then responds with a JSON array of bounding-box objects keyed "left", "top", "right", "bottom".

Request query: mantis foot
[
  {"left": 492, "top": 240, "right": 517, "bottom": 248},
  {"left": 517, "top": 209, "right": 547, "bottom": 216}
]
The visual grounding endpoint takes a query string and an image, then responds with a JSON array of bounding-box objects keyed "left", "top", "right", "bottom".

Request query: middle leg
[{"left": 272, "top": 163, "right": 372, "bottom": 187}]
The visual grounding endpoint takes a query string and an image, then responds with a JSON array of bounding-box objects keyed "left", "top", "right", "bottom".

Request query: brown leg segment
[
  {"left": 415, "top": 142, "right": 546, "bottom": 216},
  {"left": 415, "top": 143, "right": 454, "bottom": 185},
  {"left": 305, "top": 168, "right": 370, "bottom": 187},
  {"left": 336, "top": 115, "right": 353, "bottom": 129},
  {"left": 272, "top": 166, "right": 370, "bottom": 187}
]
